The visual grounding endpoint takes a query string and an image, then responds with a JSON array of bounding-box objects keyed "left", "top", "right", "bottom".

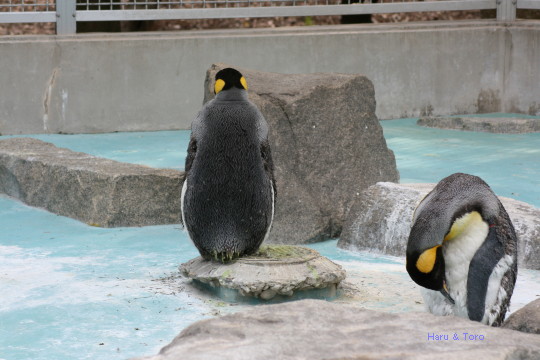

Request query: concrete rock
[
  {"left": 134, "top": 299, "right": 540, "bottom": 360},
  {"left": 338, "top": 182, "right": 540, "bottom": 270},
  {"left": 503, "top": 298, "right": 540, "bottom": 334},
  {"left": 0, "top": 137, "right": 183, "bottom": 227},
  {"left": 339, "top": 182, "right": 431, "bottom": 257},
  {"left": 417, "top": 116, "right": 540, "bottom": 133},
  {"left": 180, "top": 245, "right": 345, "bottom": 301},
  {"left": 204, "top": 63, "right": 399, "bottom": 244}
]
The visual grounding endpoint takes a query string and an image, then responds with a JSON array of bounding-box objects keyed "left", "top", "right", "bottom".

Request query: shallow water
[{"left": 1, "top": 114, "right": 539, "bottom": 359}]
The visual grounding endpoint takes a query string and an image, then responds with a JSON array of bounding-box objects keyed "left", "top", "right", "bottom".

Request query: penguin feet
[
  {"left": 200, "top": 249, "right": 244, "bottom": 263},
  {"left": 199, "top": 244, "right": 262, "bottom": 263}
]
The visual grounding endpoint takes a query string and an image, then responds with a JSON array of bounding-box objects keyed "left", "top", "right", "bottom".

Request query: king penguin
[
  {"left": 181, "top": 68, "right": 276, "bottom": 263},
  {"left": 406, "top": 173, "right": 518, "bottom": 326}
]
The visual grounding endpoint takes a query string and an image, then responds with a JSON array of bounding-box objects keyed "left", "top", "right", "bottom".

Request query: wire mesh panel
[
  {"left": 0, "top": 0, "right": 57, "bottom": 25},
  {"left": 75, "top": 0, "right": 343, "bottom": 11},
  {"left": 74, "top": 0, "right": 499, "bottom": 22},
  {"left": 74, "top": 0, "right": 483, "bottom": 11},
  {"left": 0, "top": 0, "right": 56, "bottom": 12}
]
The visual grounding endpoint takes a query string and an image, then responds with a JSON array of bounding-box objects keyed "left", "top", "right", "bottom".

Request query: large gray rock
[
  {"left": 417, "top": 116, "right": 540, "bottom": 133},
  {"left": 204, "top": 64, "right": 399, "bottom": 244},
  {"left": 0, "top": 137, "right": 183, "bottom": 227},
  {"left": 503, "top": 298, "right": 540, "bottom": 334},
  {"left": 338, "top": 182, "right": 540, "bottom": 270},
  {"left": 134, "top": 299, "right": 540, "bottom": 360}
]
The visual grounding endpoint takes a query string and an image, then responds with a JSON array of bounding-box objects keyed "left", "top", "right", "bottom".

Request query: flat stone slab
[
  {"left": 133, "top": 299, "right": 540, "bottom": 360},
  {"left": 0, "top": 137, "right": 183, "bottom": 227},
  {"left": 180, "top": 245, "right": 346, "bottom": 301},
  {"left": 339, "top": 182, "right": 540, "bottom": 270},
  {"left": 417, "top": 116, "right": 540, "bottom": 133}
]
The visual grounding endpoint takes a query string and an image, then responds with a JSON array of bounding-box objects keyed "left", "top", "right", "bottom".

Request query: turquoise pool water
[
  {"left": 1, "top": 114, "right": 539, "bottom": 360},
  {"left": 381, "top": 114, "right": 540, "bottom": 207}
]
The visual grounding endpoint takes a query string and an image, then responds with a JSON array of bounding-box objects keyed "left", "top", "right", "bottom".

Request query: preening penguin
[
  {"left": 181, "top": 68, "right": 276, "bottom": 263},
  {"left": 406, "top": 173, "right": 518, "bottom": 326}
]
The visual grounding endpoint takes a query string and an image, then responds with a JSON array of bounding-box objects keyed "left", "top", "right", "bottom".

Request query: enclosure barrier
[{"left": 0, "top": 0, "right": 539, "bottom": 34}]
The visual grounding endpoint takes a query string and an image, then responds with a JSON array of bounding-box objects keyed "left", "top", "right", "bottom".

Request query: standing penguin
[
  {"left": 181, "top": 68, "right": 276, "bottom": 263},
  {"left": 406, "top": 173, "right": 518, "bottom": 326}
]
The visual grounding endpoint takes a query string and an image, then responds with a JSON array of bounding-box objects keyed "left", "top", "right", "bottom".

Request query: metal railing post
[
  {"left": 497, "top": 0, "right": 517, "bottom": 21},
  {"left": 56, "top": 0, "right": 77, "bottom": 34}
]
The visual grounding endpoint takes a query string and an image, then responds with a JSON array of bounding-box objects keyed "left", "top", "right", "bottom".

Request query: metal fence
[{"left": 0, "top": 0, "right": 539, "bottom": 34}]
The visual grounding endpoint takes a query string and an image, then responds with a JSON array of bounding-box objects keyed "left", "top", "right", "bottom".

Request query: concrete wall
[
  {"left": 504, "top": 23, "right": 540, "bottom": 115},
  {"left": 0, "top": 20, "right": 539, "bottom": 134}
]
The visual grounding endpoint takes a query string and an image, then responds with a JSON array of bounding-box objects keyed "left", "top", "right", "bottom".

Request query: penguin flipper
[
  {"left": 185, "top": 136, "right": 197, "bottom": 173},
  {"left": 181, "top": 136, "right": 197, "bottom": 230},
  {"left": 466, "top": 225, "right": 505, "bottom": 323},
  {"left": 261, "top": 139, "right": 277, "bottom": 197}
]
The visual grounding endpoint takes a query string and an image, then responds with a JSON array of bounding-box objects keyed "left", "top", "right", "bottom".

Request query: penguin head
[
  {"left": 214, "top": 68, "right": 248, "bottom": 94},
  {"left": 406, "top": 217, "right": 448, "bottom": 293}
]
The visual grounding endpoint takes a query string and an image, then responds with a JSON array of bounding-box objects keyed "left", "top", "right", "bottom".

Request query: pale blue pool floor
[{"left": 1, "top": 114, "right": 539, "bottom": 360}]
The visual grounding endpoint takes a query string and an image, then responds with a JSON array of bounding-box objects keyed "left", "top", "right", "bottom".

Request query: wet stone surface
[{"left": 180, "top": 245, "right": 346, "bottom": 301}]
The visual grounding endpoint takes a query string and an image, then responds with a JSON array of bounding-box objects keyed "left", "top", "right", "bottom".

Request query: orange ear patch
[
  {"left": 214, "top": 79, "right": 225, "bottom": 94},
  {"left": 240, "top": 76, "right": 248, "bottom": 90},
  {"left": 416, "top": 245, "right": 441, "bottom": 273}
]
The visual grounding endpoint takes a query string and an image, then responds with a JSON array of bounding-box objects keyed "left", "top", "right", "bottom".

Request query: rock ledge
[
  {"left": 417, "top": 116, "right": 540, "bottom": 133},
  {"left": 0, "top": 137, "right": 183, "bottom": 227},
  {"left": 134, "top": 299, "right": 540, "bottom": 360}
]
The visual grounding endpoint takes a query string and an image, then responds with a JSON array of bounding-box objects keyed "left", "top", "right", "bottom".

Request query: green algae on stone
[
  {"left": 251, "top": 245, "right": 313, "bottom": 260},
  {"left": 221, "top": 269, "right": 233, "bottom": 279},
  {"left": 306, "top": 263, "right": 319, "bottom": 281}
]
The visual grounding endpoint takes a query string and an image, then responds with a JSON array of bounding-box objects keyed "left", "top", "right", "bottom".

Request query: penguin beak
[{"left": 440, "top": 280, "right": 455, "bottom": 304}]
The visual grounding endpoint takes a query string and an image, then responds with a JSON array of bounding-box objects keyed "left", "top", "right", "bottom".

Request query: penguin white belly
[
  {"left": 421, "top": 212, "right": 489, "bottom": 318},
  {"left": 420, "top": 287, "right": 453, "bottom": 316},
  {"left": 443, "top": 212, "right": 489, "bottom": 318}
]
